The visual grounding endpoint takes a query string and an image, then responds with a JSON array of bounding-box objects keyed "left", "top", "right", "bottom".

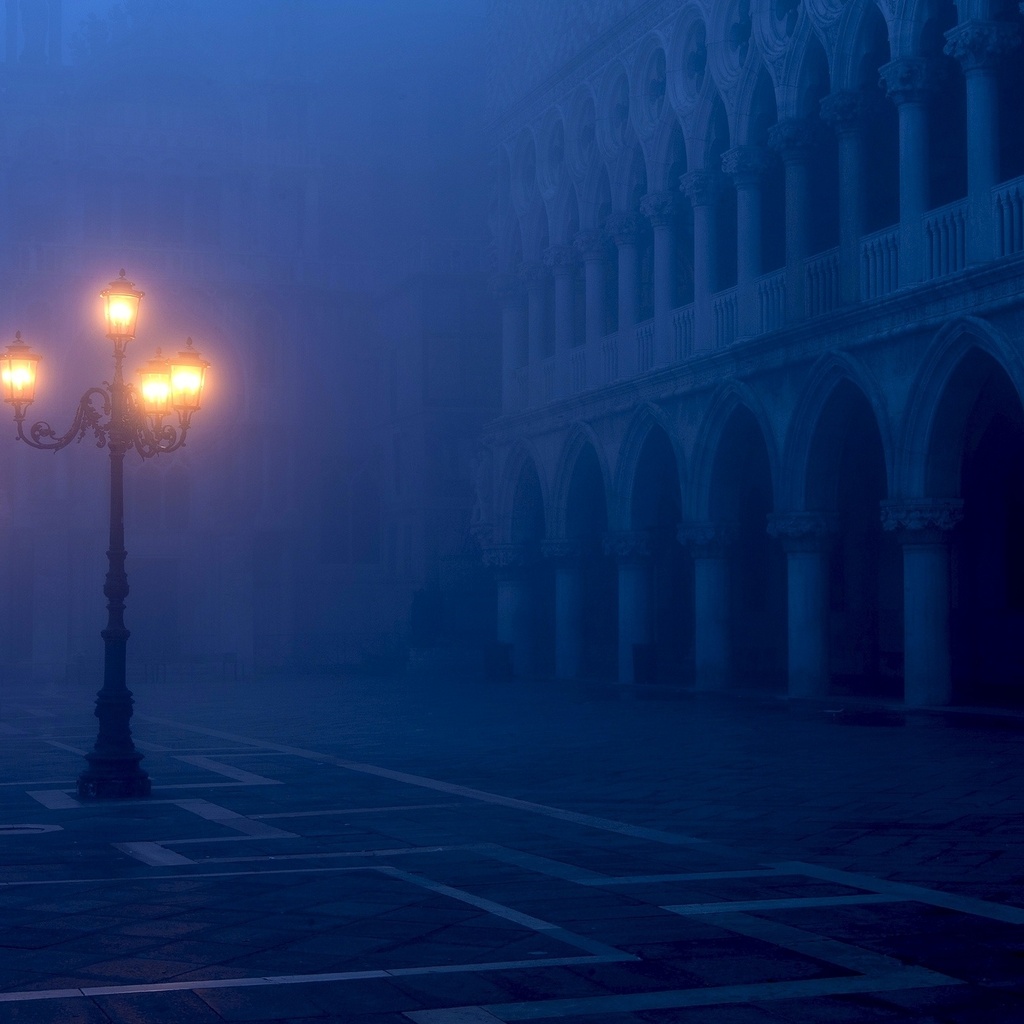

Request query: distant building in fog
[
  {"left": 477, "top": 0, "right": 1024, "bottom": 708},
  {"left": 0, "top": 0, "right": 494, "bottom": 682}
]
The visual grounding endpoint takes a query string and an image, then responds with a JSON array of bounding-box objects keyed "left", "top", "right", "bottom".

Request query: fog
[{"left": 0, "top": 0, "right": 494, "bottom": 686}]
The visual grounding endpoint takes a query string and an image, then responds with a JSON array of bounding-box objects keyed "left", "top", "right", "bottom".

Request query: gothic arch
[
  {"left": 900, "top": 317, "right": 1024, "bottom": 496},
  {"left": 520, "top": 197, "right": 551, "bottom": 261},
  {"left": 549, "top": 180, "right": 581, "bottom": 246},
  {"left": 775, "top": 18, "right": 831, "bottom": 120},
  {"left": 494, "top": 442, "right": 549, "bottom": 545},
  {"left": 689, "top": 381, "right": 780, "bottom": 520},
  {"left": 549, "top": 425, "right": 613, "bottom": 540},
  {"left": 612, "top": 404, "right": 685, "bottom": 531},
  {"left": 732, "top": 58, "right": 778, "bottom": 146},
  {"left": 579, "top": 158, "right": 614, "bottom": 230},
  {"left": 647, "top": 115, "right": 688, "bottom": 192},
  {"left": 832, "top": 0, "right": 895, "bottom": 91},
  {"left": 783, "top": 352, "right": 894, "bottom": 508}
]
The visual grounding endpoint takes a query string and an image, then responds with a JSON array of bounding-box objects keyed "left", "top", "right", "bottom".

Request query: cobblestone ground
[{"left": 1, "top": 671, "right": 1022, "bottom": 1023}]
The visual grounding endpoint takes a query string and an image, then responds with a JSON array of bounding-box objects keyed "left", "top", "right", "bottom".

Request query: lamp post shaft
[{"left": 77, "top": 345, "right": 150, "bottom": 799}]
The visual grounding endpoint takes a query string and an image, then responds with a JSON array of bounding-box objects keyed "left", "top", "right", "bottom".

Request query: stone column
[
  {"left": 604, "top": 531, "right": 651, "bottom": 685},
  {"left": 768, "top": 512, "right": 834, "bottom": 699},
  {"left": 721, "top": 146, "right": 771, "bottom": 336},
  {"left": 606, "top": 212, "right": 641, "bottom": 334},
  {"left": 483, "top": 544, "right": 531, "bottom": 678},
  {"left": 574, "top": 230, "right": 608, "bottom": 347},
  {"left": 768, "top": 118, "right": 820, "bottom": 320},
  {"left": 945, "top": 20, "right": 1020, "bottom": 263},
  {"left": 680, "top": 522, "right": 734, "bottom": 691},
  {"left": 820, "top": 90, "right": 867, "bottom": 305},
  {"left": 544, "top": 245, "right": 576, "bottom": 398},
  {"left": 542, "top": 540, "right": 583, "bottom": 680},
  {"left": 880, "top": 58, "right": 933, "bottom": 285},
  {"left": 679, "top": 170, "right": 720, "bottom": 351},
  {"left": 639, "top": 192, "right": 678, "bottom": 363},
  {"left": 519, "top": 261, "right": 547, "bottom": 406},
  {"left": 881, "top": 499, "right": 964, "bottom": 707},
  {"left": 491, "top": 273, "right": 527, "bottom": 413}
]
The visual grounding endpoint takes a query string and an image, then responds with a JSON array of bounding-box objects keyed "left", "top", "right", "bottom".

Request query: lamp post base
[{"left": 77, "top": 755, "right": 151, "bottom": 799}]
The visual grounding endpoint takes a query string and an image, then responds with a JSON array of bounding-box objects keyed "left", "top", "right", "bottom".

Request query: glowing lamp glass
[
  {"left": 0, "top": 333, "right": 40, "bottom": 405},
  {"left": 101, "top": 270, "right": 144, "bottom": 341},
  {"left": 169, "top": 338, "right": 209, "bottom": 413},
  {"left": 138, "top": 352, "right": 172, "bottom": 417}
]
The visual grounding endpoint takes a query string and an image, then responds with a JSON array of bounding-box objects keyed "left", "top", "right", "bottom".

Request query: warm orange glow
[
  {"left": 0, "top": 333, "right": 40, "bottom": 405},
  {"left": 169, "top": 338, "right": 209, "bottom": 413},
  {"left": 138, "top": 350, "right": 172, "bottom": 417},
  {"left": 101, "top": 270, "right": 144, "bottom": 341}
]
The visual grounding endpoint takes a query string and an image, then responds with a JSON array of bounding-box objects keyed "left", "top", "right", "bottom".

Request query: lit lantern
[
  {"left": 137, "top": 349, "right": 171, "bottom": 418},
  {"left": 101, "top": 270, "right": 144, "bottom": 342},
  {"left": 169, "top": 338, "right": 209, "bottom": 414},
  {"left": 0, "top": 332, "right": 41, "bottom": 406}
]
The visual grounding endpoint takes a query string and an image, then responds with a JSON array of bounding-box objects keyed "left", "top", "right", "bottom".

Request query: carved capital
[
  {"left": 678, "top": 170, "right": 722, "bottom": 208},
  {"left": 944, "top": 20, "right": 1019, "bottom": 73},
  {"left": 720, "top": 145, "right": 773, "bottom": 185},
  {"left": 879, "top": 58, "right": 933, "bottom": 105},
  {"left": 639, "top": 190, "right": 679, "bottom": 226},
  {"left": 574, "top": 229, "right": 608, "bottom": 262},
  {"left": 541, "top": 539, "right": 582, "bottom": 563},
  {"left": 605, "top": 211, "right": 642, "bottom": 246},
  {"left": 481, "top": 544, "right": 527, "bottom": 573},
  {"left": 543, "top": 245, "right": 576, "bottom": 276},
  {"left": 820, "top": 90, "right": 868, "bottom": 134},
  {"left": 768, "top": 117, "right": 822, "bottom": 160},
  {"left": 603, "top": 530, "right": 651, "bottom": 562},
  {"left": 518, "top": 260, "right": 547, "bottom": 291},
  {"left": 767, "top": 511, "right": 835, "bottom": 552},
  {"left": 880, "top": 499, "right": 964, "bottom": 542},
  {"left": 678, "top": 520, "right": 736, "bottom": 557}
]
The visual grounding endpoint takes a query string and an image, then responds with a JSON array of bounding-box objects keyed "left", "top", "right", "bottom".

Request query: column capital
[
  {"left": 639, "top": 190, "right": 679, "bottom": 227},
  {"left": 880, "top": 498, "right": 964, "bottom": 542},
  {"left": 944, "top": 19, "right": 1020, "bottom": 73},
  {"left": 603, "top": 530, "right": 650, "bottom": 562},
  {"left": 481, "top": 543, "right": 527, "bottom": 572},
  {"left": 541, "top": 539, "right": 583, "bottom": 563},
  {"left": 768, "top": 117, "right": 823, "bottom": 161},
  {"left": 819, "top": 90, "right": 868, "bottom": 135},
  {"left": 879, "top": 58, "right": 934, "bottom": 105},
  {"left": 678, "top": 520, "right": 736, "bottom": 557},
  {"left": 605, "top": 211, "right": 643, "bottom": 246},
  {"left": 518, "top": 260, "right": 548, "bottom": 290},
  {"left": 767, "top": 511, "right": 835, "bottom": 551},
  {"left": 678, "top": 170, "right": 722, "bottom": 209},
  {"left": 543, "top": 244, "right": 576, "bottom": 276},
  {"left": 574, "top": 229, "right": 608, "bottom": 262},
  {"left": 489, "top": 272, "right": 525, "bottom": 306},
  {"left": 720, "top": 145, "right": 773, "bottom": 186}
]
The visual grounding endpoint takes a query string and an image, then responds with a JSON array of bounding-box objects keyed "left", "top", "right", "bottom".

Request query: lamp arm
[
  {"left": 15, "top": 386, "right": 111, "bottom": 451},
  {"left": 124, "top": 386, "right": 189, "bottom": 458}
]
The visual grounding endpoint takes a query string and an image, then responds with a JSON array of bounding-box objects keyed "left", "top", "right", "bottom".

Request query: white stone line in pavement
[
  {"left": 139, "top": 714, "right": 1024, "bottom": 927},
  {"left": 0, "top": 723, "right": 23, "bottom": 734},
  {"left": 200, "top": 844, "right": 470, "bottom": 864},
  {"left": 679, "top": 910, "right": 926, "bottom": 977},
  {"left": 665, "top": 893, "right": 903, "bottom": 914},
  {"left": 425, "top": 969, "right": 960, "bottom": 1022},
  {"left": 582, "top": 869, "right": 786, "bottom": 886},
  {"left": 27, "top": 790, "right": 79, "bottom": 809},
  {"left": 44, "top": 740, "right": 88, "bottom": 755},
  {"left": 472, "top": 844, "right": 608, "bottom": 883},
  {"left": 173, "top": 755, "right": 282, "bottom": 785},
  {"left": 777, "top": 860, "right": 1024, "bottom": 925},
  {"left": 378, "top": 865, "right": 630, "bottom": 960},
  {"left": 251, "top": 803, "right": 465, "bottom": 819},
  {"left": 113, "top": 842, "right": 195, "bottom": 866},
  {"left": 0, "top": 955, "right": 630, "bottom": 1004},
  {"left": 0, "top": 779, "right": 71, "bottom": 787}
]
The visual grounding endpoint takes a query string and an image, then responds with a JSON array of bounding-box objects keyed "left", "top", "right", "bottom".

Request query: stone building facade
[{"left": 479, "top": 0, "right": 1024, "bottom": 707}]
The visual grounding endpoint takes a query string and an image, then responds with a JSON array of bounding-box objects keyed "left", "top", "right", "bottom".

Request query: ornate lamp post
[{"left": 1, "top": 271, "right": 210, "bottom": 799}]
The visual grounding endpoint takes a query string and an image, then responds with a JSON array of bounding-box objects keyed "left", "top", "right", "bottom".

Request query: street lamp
[{"left": 2, "top": 271, "right": 210, "bottom": 799}]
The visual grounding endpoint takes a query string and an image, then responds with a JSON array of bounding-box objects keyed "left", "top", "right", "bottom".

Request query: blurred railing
[
  {"left": 570, "top": 347, "right": 587, "bottom": 393},
  {"left": 805, "top": 247, "right": 840, "bottom": 318},
  {"left": 757, "top": 269, "right": 786, "bottom": 333},
  {"left": 994, "top": 175, "right": 1024, "bottom": 257},
  {"left": 712, "top": 287, "right": 738, "bottom": 348},
  {"left": 635, "top": 319, "right": 655, "bottom": 373},
  {"left": 860, "top": 226, "right": 899, "bottom": 300},
  {"left": 924, "top": 199, "right": 967, "bottom": 279},
  {"left": 673, "top": 304, "right": 694, "bottom": 360}
]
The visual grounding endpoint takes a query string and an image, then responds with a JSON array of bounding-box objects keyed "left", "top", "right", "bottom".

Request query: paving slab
[{"left": 0, "top": 672, "right": 1022, "bottom": 1021}]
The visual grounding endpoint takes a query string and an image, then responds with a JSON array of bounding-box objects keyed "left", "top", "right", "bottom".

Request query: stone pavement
[{"left": 1, "top": 671, "right": 1023, "bottom": 1023}]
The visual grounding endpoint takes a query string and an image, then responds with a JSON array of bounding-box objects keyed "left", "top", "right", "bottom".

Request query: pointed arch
[
  {"left": 612, "top": 404, "right": 686, "bottom": 531},
  {"left": 549, "top": 424, "right": 613, "bottom": 540},
  {"left": 494, "top": 441, "right": 549, "bottom": 546}
]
